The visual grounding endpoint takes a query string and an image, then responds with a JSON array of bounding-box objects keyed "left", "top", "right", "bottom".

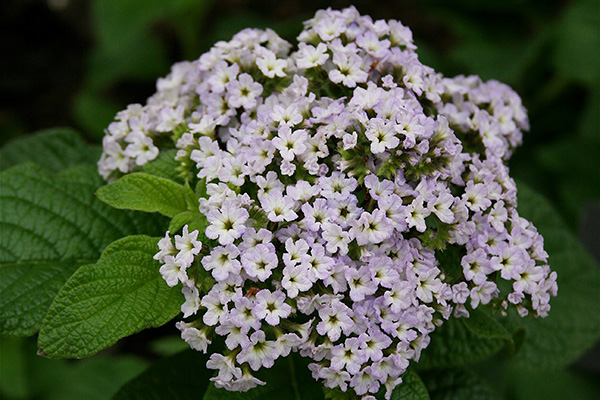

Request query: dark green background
[{"left": 1, "top": 0, "right": 598, "bottom": 399}]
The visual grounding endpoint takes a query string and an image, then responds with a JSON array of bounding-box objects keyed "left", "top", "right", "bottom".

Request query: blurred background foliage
[{"left": 0, "top": 0, "right": 598, "bottom": 399}]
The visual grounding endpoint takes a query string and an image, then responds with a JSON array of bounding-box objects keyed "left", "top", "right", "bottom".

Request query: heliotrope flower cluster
[{"left": 99, "top": 7, "right": 557, "bottom": 399}]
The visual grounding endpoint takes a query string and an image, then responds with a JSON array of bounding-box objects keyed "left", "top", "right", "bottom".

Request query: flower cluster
[{"left": 100, "top": 7, "right": 557, "bottom": 399}]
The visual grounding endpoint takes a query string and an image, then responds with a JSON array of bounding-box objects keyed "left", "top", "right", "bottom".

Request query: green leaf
[
  {"left": 435, "top": 245, "right": 464, "bottom": 284},
  {"left": 38, "top": 235, "right": 183, "bottom": 358},
  {"left": 112, "top": 350, "right": 211, "bottom": 400},
  {"left": 535, "top": 139, "right": 600, "bottom": 222},
  {"left": 86, "top": 35, "right": 169, "bottom": 91},
  {"left": 202, "top": 354, "right": 323, "bottom": 400},
  {"left": 439, "top": 11, "right": 549, "bottom": 85},
  {"left": 505, "top": 367, "right": 600, "bottom": 400},
  {"left": 0, "top": 164, "right": 165, "bottom": 336},
  {"left": 553, "top": 0, "right": 600, "bottom": 85},
  {"left": 579, "top": 85, "right": 599, "bottom": 143},
  {"left": 390, "top": 368, "right": 430, "bottom": 400},
  {"left": 169, "top": 211, "right": 209, "bottom": 237},
  {"left": 149, "top": 335, "right": 191, "bottom": 357},
  {"left": 34, "top": 355, "right": 147, "bottom": 400},
  {"left": 93, "top": 0, "right": 206, "bottom": 54},
  {"left": 463, "top": 308, "right": 513, "bottom": 343},
  {"left": 87, "top": 0, "right": 213, "bottom": 90},
  {"left": 142, "top": 149, "right": 183, "bottom": 183},
  {"left": 72, "top": 90, "right": 123, "bottom": 139},
  {"left": 1, "top": 335, "right": 147, "bottom": 400},
  {"left": 97, "top": 172, "right": 191, "bottom": 217},
  {"left": 0, "top": 336, "right": 29, "bottom": 398},
  {"left": 0, "top": 128, "right": 101, "bottom": 172},
  {"left": 420, "top": 368, "right": 503, "bottom": 400},
  {"left": 418, "top": 316, "right": 505, "bottom": 369},
  {"left": 510, "top": 182, "right": 600, "bottom": 369}
]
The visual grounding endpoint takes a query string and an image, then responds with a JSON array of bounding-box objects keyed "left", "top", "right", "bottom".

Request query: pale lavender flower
[
  {"left": 176, "top": 321, "right": 211, "bottom": 353},
  {"left": 154, "top": 230, "right": 177, "bottom": 263},
  {"left": 365, "top": 118, "right": 400, "bottom": 154},
  {"left": 272, "top": 126, "right": 308, "bottom": 161},
  {"left": 207, "top": 353, "right": 242, "bottom": 382},
  {"left": 236, "top": 330, "right": 278, "bottom": 371},
  {"left": 295, "top": 42, "right": 329, "bottom": 69},
  {"left": 260, "top": 190, "right": 298, "bottom": 222},
  {"left": 281, "top": 264, "right": 312, "bottom": 298},
  {"left": 352, "top": 209, "right": 392, "bottom": 245},
  {"left": 241, "top": 243, "right": 278, "bottom": 281},
  {"left": 202, "top": 245, "right": 242, "bottom": 282},
  {"left": 316, "top": 300, "right": 354, "bottom": 341},
  {"left": 159, "top": 255, "right": 187, "bottom": 287},
  {"left": 255, "top": 46, "right": 287, "bottom": 78},
  {"left": 201, "top": 289, "right": 229, "bottom": 326},
  {"left": 205, "top": 201, "right": 249, "bottom": 245},
  {"left": 254, "top": 289, "right": 292, "bottom": 325},
  {"left": 226, "top": 73, "right": 263, "bottom": 109}
]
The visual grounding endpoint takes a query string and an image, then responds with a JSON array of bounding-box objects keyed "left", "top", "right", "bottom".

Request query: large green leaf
[
  {"left": 510, "top": 182, "right": 600, "bottom": 369},
  {"left": 435, "top": 10, "right": 549, "bottom": 86},
  {"left": 463, "top": 308, "right": 513, "bottom": 344},
  {"left": 38, "top": 235, "right": 183, "bottom": 358},
  {"left": 390, "top": 368, "right": 430, "bottom": 400},
  {"left": 0, "top": 164, "right": 165, "bottom": 336},
  {"left": 0, "top": 336, "right": 147, "bottom": 400},
  {"left": 142, "top": 149, "right": 183, "bottom": 183},
  {"left": 417, "top": 316, "right": 505, "bottom": 369},
  {"left": 112, "top": 350, "right": 211, "bottom": 400},
  {"left": 0, "top": 128, "right": 101, "bottom": 172},
  {"left": 504, "top": 367, "right": 600, "bottom": 400},
  {"left": 535, "top": 138, "right": 600, "bottom": 223},
  {"left": 0, "top": 336, "right": 28, "bottom": 398},
  {"left": 97, "top": 172, "right": 192, "bottom": 217},
  {"left": 203, "top": 354, "right": 323, "bottom": 400},
  {"left": 420, "top": 368, "right": 503, "bottom": 400},
  {"left": 34, "top": 355, "right": 147, "bottom": 400},
  {"left": 553, "top": 0, "right": 600, "bottom": 85}
]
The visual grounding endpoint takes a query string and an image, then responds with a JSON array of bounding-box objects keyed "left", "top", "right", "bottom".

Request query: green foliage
[
  {"left": 148, "top": 335, "right": 191, "bottom": 357},
  {"left": 112, "top": 350, "right": 211, "bottom": 400},
  {"left": 0, "top": 336, "right": 147, "bottom": 400},
  {"left": 142, "top": 149, "right": 184, "bottom": 183},
  {"left": 420, "top": 368, "right": 503, "bottom": 400},
  {"left": 169, "top": 211, "right": 210, "bottom": 238},
  {"left": 34, "top": 355, "right": 147, "bottom": 400},
  {"left": 462, "top": 308, "right": 513, "bottom": 344},
  {"left": 72, "top": 90, "right": 123, "bottom": 140},
  {"left": 418, "top": 316, "right": 505, "bottom": 369},
  {"left": 38, "top": 235, "right": 183, "bottom": 358},
  {"left": 0, "top": 164, "right": 164, "bottom": 336},
  {"left": 97, "top": 172, "right": 193, "bottom": 217},
  {"left": 507, "top": 182, "right": 600, "bottom": 369},
  {"left": 0, "top": 128, "right": 101, "bottom": 172},
  {"left": 503, "top": 368, "right": 600, "bottom": 400},
  {"left": 0, "top": 336, "right": 28, "bottom": 398},
  {"left": 434, "top": 11, "right": 548, "bottom": 85},
  {"left": 389, "top": 368, "right": 430, "bottom": 400},
  {"left": 553, "top": 0, "right": 599, "bottom": 85},
  {"left": 535, "top": 138, "right": 600, "bottom": 223}
]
